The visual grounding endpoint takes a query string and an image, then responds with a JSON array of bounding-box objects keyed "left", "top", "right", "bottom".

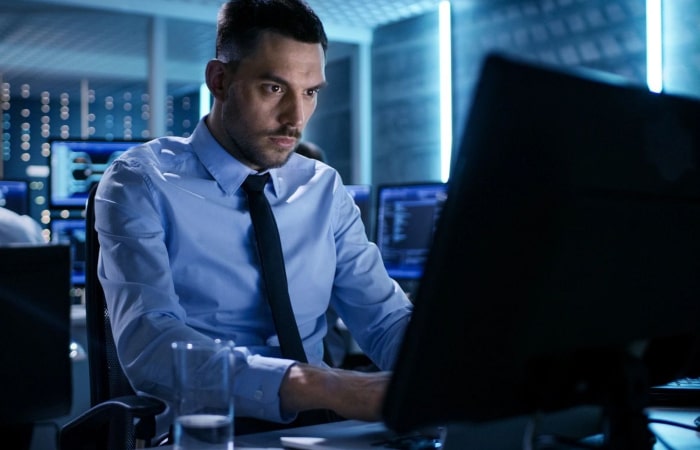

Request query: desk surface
[
  {"left": 153, "top": 420, "right": 387, "bottom": 450},
  {"left": 151, "top": 407, "right": 700, "bottom": 449}
]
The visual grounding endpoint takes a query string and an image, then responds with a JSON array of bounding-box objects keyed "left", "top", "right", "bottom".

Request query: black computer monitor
[
  {"left": 374, "top": 182, "right": 447, "bottom": 293},
  {"left": 49, "top": 138, "right": 142, "bottom": 209},
  {"left": 50, "top": 218, "right": 87, "bottom": 286},
  {"left": 344, "top": 184, "right": 373, "bottom": 238},
  {"left": 383, "top": 53, "right": 700, "bottom": 447},
  {"left": 0, "top": 244, "right": 72, "bottom": 424},
  {"left": 0, "top": 180, "right": 30, "bottom": 215}
]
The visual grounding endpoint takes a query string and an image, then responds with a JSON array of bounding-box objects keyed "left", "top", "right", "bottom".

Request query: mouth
[{"left": 268, "top": 135, "right": 298, "bottom": 150}]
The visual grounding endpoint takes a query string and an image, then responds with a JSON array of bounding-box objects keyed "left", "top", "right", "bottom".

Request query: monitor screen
[
  {"left": 49, "top": 139, "right": 142, "bottom": 209},
  {"left": 344, "top": 184, "right": 372, "bottom": 238},
  {"left": 0, "top": 180, "right": 30, "bottom": 215},
  {"left": 51, "top": 218, "right": 87, "bottom": 286},
  {"left": 382, "top": 53, "right": 700, "bottom": 444},
  {"left": 374, "top": 183, "right": 447, "bottom": 281}
]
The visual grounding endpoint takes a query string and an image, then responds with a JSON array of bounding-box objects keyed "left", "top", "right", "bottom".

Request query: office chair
[
  {"left": 59, "top": 185, "right": 167, "bottom": 450},
  {"left": 0, "top": 244, "right": 73, "bottom": 450}
]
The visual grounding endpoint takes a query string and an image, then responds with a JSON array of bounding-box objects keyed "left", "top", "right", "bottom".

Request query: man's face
[{"left": 220, "top": 31, "right": 326, "bottom": 170}]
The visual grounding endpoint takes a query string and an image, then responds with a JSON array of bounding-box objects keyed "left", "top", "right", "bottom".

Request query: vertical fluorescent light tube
[
  {"left": 200, "top": 82, "right": 211, "bottom": 118},
  {"left": 439, "top": 0, "right": 453, "bottom": 182},
  {"left": 646, "top": 0, "right": 663, "bottom": 93}
]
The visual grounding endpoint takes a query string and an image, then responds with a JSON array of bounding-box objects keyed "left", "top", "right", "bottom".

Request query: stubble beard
[{"left": 223, "top": 123, "right": 299, "bottom": 170}]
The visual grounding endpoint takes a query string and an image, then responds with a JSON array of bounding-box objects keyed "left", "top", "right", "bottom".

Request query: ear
[{"left": 205, "top": 59, "right": 229, "bottom": 101}]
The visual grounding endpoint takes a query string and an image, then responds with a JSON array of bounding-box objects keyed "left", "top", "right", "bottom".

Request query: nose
[{"left": 279, "top": 93, "right": 305, "bottom": 127}]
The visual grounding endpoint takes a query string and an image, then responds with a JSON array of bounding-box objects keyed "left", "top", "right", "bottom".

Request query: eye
[
  {"left": 263, "top": 84, "right": 284, "bottom": 94},
  {"left": 305, "top": 88, "right": 320, "bottom": 98}
]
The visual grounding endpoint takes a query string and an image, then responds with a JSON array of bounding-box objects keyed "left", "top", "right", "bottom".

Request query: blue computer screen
[
  {"left": 50, "top": 219, "right": 87, "bottom": 286},
  {"left": 375, "top": 182, "right": 447, "bottom": 280},
  {"left": 344, "top": 184, "right": 372, "bottom": 238},
  {"left": 49, "top": 139, "right": 142, "bottom": 208},
  {"left": 0, "top": 180, "right": 30, "bottom": 215}
]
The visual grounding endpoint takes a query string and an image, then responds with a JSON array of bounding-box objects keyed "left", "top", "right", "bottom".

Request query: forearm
[{"left": 279, "top": 363, "right": 391, "bottom": 422}]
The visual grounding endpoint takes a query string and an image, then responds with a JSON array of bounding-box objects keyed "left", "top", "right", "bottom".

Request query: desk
[
  {"left": 151, "top": 407, "right": 700, "bottom": 449},
  {"left": 151, "top": 421, "right": 395, "bottom": 450}
]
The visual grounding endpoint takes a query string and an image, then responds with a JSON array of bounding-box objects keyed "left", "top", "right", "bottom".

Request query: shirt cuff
[{"left": 234, "top": 353, "right": 297, "bottom": 422}]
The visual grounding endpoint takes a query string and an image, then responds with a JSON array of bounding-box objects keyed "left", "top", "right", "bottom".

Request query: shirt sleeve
[
  {"left": 95, "top": 156, "right": 295, "bottom": 423},
  {"left": 328, "top": 178, "right": 413, "bottom": 371}
]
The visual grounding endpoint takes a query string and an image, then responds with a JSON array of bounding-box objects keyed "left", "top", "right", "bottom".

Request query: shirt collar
[{"left": 190, "top": 116, "right": 281, "bottom": 197}]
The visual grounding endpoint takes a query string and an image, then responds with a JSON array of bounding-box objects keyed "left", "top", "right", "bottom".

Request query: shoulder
[
  {"left": 106, "top": 136, "right": 195, "bottom": 179},
  {"left": 117, "top": 136, "right": 192, "bottom": 164}
]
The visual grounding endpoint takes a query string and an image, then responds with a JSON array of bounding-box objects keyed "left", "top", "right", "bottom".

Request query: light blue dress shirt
[{"left": 95, "top": 118, "right": 413, "bottom": 423}]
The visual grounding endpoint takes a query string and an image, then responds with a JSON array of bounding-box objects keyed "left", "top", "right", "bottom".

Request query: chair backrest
[
  {"left": 0, "top": 244, "right": 72, "bottom": 424},
  {"left": 85, "top": 185, "right": 136, "bottom": 406}
]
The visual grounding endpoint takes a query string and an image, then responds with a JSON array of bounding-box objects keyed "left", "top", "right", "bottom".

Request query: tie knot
[{"left": 242, "top": 173, "right": 270, "bottom": 193}]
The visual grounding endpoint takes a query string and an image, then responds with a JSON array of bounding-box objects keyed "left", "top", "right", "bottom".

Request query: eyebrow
[{"left": 260, "top": 72, "right": 328, "bottom": 92}]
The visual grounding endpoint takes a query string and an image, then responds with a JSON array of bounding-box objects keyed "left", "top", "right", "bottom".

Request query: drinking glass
[{"left": 172, "top": 339, "right": 235, "bottom": 450}]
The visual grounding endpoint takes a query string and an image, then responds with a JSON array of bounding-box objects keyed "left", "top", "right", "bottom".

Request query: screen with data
[
  {"left": 50, "top": 218, "right": 87, "bottom": 286},
  {"left": 0, "top": 180, "right": 30, "bottom": 215},
  {"left": 49, "top": 139, "right": 142, "bottom": 208},
  {"left": 375, "top": 182, "right": 447, "bottom": 280}
]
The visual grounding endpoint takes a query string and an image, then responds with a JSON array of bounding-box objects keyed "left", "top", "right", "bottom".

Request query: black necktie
[{"left": 242, "top": 173, "right": 308, "bottom": 362}]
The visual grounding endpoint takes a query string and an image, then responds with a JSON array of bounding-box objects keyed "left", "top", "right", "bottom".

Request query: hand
[{"left": 280, "top": 363, "right": 392, "bottom": 422}]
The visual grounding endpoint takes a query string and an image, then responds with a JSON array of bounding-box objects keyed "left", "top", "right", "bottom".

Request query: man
[{"left": 95, "top": 0, "right": 412, "bottom": 432}]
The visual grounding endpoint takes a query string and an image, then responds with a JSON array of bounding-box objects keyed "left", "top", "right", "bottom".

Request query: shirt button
[{"left": 254, "top": 389, "right": 263, "bottom": 400}]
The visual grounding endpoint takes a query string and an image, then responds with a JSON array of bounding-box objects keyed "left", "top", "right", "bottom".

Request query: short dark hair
[{"left": 216, "top": 0, "right": 328, "bottom": 66}]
